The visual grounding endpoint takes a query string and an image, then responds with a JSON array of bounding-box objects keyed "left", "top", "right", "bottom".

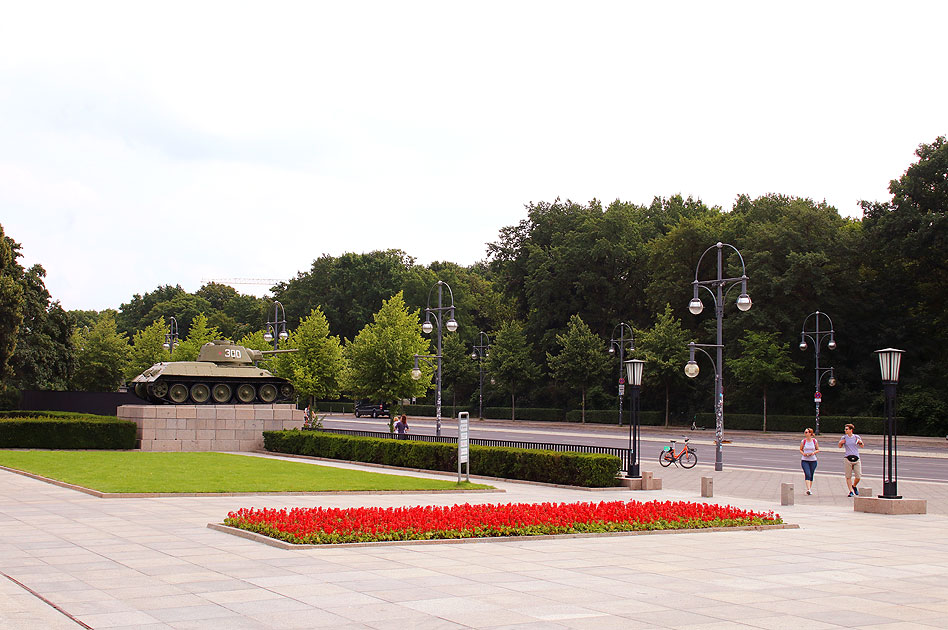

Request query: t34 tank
[{"left": 130, "top": 340, "right": 296, "bottom": 405}]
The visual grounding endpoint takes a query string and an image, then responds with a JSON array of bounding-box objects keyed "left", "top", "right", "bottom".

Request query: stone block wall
[{"left": 117, "top": 404, "right": 304, "bottom": 452}]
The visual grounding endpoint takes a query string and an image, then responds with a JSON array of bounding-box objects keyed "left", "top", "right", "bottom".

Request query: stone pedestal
[
  {"left": 118, "top": 404, "right": 304, "bottom": 452},
  {"left": 621, "top": 471, "right": 662, "bottom": 490},
  {"left": 780, "top": 482, "right": 794, "bottom": 506},
  {"left": 854, "top": 496, "right": 927, "bottom": 515}
]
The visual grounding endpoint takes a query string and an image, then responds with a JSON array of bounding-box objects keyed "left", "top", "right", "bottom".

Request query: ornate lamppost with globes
[
  {"left": 799, "top": 311, "right": 837, "bottom": 435},
  {"left": 163, "top": 316, "right": 179, "bottom": 358},
  {"left": 264, "top": 301, "right": 289, "bottom": 350},
  {"left": 471, "top": 331, "right": 491, "bottom": 420},
  {"left": 608, "top": 323, "right": 635, "bottom": 426},
  {"left": 412, "top": 281, "right": 458, "bottom": 436},
  {"left": 685, "top": 242, "right": 752, "bottom": 471}
]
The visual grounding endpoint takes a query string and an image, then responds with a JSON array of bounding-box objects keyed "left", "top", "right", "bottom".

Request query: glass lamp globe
[
  {"left": 421, "top": 321, "right": 433, "bottom": 334},
  {"left": 279, "top": 330, "right": 289, "bottom": 341},
  {"left": 446, "top": 318, "right": 458, "bottom": 332},
  {"left": 688, "top": 298, "right": 704, "bottom": 315},
  {"left": 684, "top": 361, "right": 700, "bottom": 378},
  {"left": 608, "top": 346, "right": 615, "bottom": 354},
  {"left": 828, "top": 339, "right": 837, "bottom": 350},
  {"left": 411, "top": 367, "right": 422, "bottom": 380},
  {"left": 799, "top": 341, "right": 808, "bottom": 351},
  {"left": 163, "top": 342, "right": 170, "bottom": 350},
  {"left": 263, "top": 331, "right": 273, "bottom": 342},
  {"left": 828, "top": 376, "right": 837, "bottom": 387},
  {"left": 736, "top": 293, "right": 752, "bottom": 311},
  {"left": 471, "top": 351, "right": 478, "bottom": 360}
]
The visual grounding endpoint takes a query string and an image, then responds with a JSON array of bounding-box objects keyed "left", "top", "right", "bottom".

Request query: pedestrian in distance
[
  {"left": 839, "top": 423, "right": 864, "bottom": 497},
  {"left": 394, "top": 414, "right": 409, "bottom": 439},
  {"left": 800, "top": 427, "right": 820, "bottom": 495}
]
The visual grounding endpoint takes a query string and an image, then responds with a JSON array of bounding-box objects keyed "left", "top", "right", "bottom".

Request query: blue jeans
[{"left": 801, "top": 459, "right": 817, "bottom": 481}]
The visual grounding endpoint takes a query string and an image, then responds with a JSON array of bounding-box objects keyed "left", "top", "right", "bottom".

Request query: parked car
[{"left": 354, "top": 401, "right": 390, "bottom": 418}]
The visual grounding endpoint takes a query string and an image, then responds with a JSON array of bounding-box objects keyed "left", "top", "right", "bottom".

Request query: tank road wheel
[
  {"left": 190, "top": 383, "right": 211, "bottom": 404},
  {"left": 280, "top": 384, "right": 293, "bottom": 399},
  {"left": 259, "top": 384, "right": 278, "bottom": 403},
  {"left": 236, "top": 384, "right": 256, "bottom": 403},
  {"left": 169, "top": 384, "right": 189, "bottom": 404},
  {"left": 150, "top": 381, "right": 169, "bottom": 399},
  {"left": 134, "top": 383, "right": 147, "bottom": 399},
  {"left": 212, "top": 384, "right": 232, "bottom": 403}
]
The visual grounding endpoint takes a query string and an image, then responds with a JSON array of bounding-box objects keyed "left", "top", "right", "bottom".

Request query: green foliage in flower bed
[
  {"left": 264, "top": 430, "right": 621, "bottom": 487},
  {"left": 0, "top": 411, "right": 136, "bottom": 449},
  {"left": 224, "top": 500, "right": 784, "bottom": 544}
]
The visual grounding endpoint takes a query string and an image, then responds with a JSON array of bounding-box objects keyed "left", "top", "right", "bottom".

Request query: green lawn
[{"left": 0, "top": 451, "right": 491, "bottom": 493}]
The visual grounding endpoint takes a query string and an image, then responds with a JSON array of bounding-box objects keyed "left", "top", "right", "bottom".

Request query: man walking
[{"left": 839, "top": 423, "right": 864, "bottom": 497}]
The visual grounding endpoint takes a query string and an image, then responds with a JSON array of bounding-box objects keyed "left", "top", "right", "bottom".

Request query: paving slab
[{"left": 2, "top": 453, "right": 948, "bottom": 629}]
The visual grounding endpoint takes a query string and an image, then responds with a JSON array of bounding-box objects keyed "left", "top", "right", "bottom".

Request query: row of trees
[{"left": 2, "top": 136, "right": 945, "bottom": 433}]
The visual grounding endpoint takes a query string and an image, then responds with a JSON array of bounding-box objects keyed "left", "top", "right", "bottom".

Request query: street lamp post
[
  {"left": 623, "top": 358, "right": 645, "bottom": 478},
  {"left": 264, "top": 301, "right": 289, "bottom": 351},
  {"left": 163, "top": 316, "right": 179, "bottom": 358},
  {"left": 608, "top": 323, "right": 635, "bottom": 426},
  {"left": 471, "top": 331, "right": 491, "bottom": 420},
  {"left": 876, "top": 348, "right": 905, "bottom": 499},
  {"left": 799, "top": 311, "right": 838, "bottom": 435},
  {"left": 419, "top": 281, "right": 458, "bottom": 437},
  {"left": 687, "top": 242, "right": 752, "bottom": 472}
]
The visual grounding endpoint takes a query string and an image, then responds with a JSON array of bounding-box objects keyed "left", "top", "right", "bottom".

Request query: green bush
[
  {"left": 692, "top": 413, "right": 887, "bottom": 434},
  {"left": 0, "top": 412, "right": 137, "bottom": 449},
  {"left": 264, "top": 431, "right": 621, "bottom": 487},
  {"left": 483, "top": 407, "right": 566, "bottom": 422},
  {"left": 565, "top": 409, "right": 665, "bottom": 425}
]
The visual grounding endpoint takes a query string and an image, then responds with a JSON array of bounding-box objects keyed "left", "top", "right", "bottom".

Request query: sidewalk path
[{"left": 3, "top": 455, "right": 948, "bottom": 629}]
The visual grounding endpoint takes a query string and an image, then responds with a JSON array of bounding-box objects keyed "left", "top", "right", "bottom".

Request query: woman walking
[{"left": 799, "top": 427, "right": 820, "bottom": 495}]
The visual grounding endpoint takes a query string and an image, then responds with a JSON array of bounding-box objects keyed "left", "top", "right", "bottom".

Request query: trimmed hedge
[
  {"left": 0, "top": 411, "right": 137, "bottom": 449},
  {"left": 264, "top": 430, "right": 621, "bottom": 487},
  {"left": 564, "top": 409, "right": 666, "bottom": 425},
  {"left": 692, "top": 413, "right": 887, "bottom": 434}
]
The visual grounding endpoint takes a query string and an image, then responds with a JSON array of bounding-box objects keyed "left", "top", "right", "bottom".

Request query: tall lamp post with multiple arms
[
  {"left": 471, "top": 331, "right": 491, "bottom": 420},
  {"left": 623, "top": 358, "right": 645, "bottom": 478},
  {"left": 417, "top": 281, "right": 458, "bottom": 437},
  {"left": 686, "top": 242, "right": 752, "bottom": 472},
  {"left": 799, "top": 311, "right": 838, "bottom": 435},
  {"left": 876, "top": 348, "right": 905, "bottom": 499},
  {"left": 163, "top": 316, "right": 179, "bottom": 357},
  {"left": 608, "top": 323, "right": 635, "bottom": 426},
  {"left": 264, "top": 301, "right": 289, "bottom": 350}
]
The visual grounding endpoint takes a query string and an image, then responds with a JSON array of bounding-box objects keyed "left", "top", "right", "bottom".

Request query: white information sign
[{"left": 457, "top": 412, "right": 470, "bottom": 483}]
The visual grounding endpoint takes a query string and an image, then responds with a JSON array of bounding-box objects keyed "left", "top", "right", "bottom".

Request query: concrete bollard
[
  {"left": 701, "top": 476, "right": 713, "bottom": 497},
  {"left": 642, "top": 471, "right": 653, "bottom": 490},
  {"left": 780, "top": 482, "right": 794, "bottom": 506}
]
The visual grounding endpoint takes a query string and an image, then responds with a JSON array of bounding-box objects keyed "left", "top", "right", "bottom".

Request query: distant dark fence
[
  {"left": 19, "top": 390, "right": 145, "bottom": 417},
  {"left": 308, "top": 427, "right": 633, "bottom": 471}
]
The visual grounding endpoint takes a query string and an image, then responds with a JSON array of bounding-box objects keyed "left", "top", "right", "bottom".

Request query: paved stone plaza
[{"left": 2, "top": 454, "right": 948, "bottom": 629}]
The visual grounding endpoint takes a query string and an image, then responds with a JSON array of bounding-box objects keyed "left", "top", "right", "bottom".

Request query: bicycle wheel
[
  {"left": 680, "top": 449, "right": 698, "bottom": 469},
  {"left": 659, "top": 450, "right": 673, "bottom": 467}
]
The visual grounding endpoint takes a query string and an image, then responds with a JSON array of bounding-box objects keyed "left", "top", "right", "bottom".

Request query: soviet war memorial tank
[{"left": 131, "top": 340, "right": 295, "bottom": 405}]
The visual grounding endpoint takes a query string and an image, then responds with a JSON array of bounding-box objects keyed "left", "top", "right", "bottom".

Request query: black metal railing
[{"left": 308, "top": 427, "right": 632, "bottom": 470}]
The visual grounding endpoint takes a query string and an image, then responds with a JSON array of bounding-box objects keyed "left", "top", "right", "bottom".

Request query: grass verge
[{"left": 0, "top": 451, "right": 492, "bottom": 493}]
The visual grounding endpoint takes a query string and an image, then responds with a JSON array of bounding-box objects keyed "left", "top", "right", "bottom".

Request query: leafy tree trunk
[
  {"left": 581, "top": 387, "right": 586, "bottom": 423},
  {"left": 762, "top": 386, "right": 768, "bottom": 432},
  {"left": 511, "top": 392, "right": 516, "bottom": 421},
  {"left": 664, "top": 379, "right": 671, "bottom": 427}
]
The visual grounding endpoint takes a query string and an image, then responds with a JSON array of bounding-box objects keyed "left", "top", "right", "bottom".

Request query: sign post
[{"left": 457, "top": 411, "right": 470, "bottom": 483}]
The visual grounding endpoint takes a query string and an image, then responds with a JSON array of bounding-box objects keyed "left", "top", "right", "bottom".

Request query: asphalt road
[{"left": 321, "top": 415, "right": 948, "bottom": 483}]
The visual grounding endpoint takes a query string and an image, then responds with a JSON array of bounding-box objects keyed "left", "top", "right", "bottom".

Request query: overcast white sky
[{"left": 2, "top": 1, "right": 945, "bottom": 312}]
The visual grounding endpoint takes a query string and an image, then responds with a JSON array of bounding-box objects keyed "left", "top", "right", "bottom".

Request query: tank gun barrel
[{"left": 260, "top": 348, "right": 299, "bottom": 354}]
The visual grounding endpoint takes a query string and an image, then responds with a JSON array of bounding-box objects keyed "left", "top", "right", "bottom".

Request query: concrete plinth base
[
  {"left": 118, "top": 404, "right": 304, "bottom": 452},
  {"left": 854, "top": 496, "right": 927, "bottom": 514},
  {"left": 620, "top": 471, "right": 662, "bottom": 490}
]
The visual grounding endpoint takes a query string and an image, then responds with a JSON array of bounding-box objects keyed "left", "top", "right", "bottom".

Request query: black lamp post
[
  {"left": 471, "top": 331, "right": 491, "bottom": 420},
  {"left": 420, "top": 280, "right": 458, "bottom": 437},
  {"left": 609, "top": 323, "right": 635, "bottom": 426},
  {"left": 876, "top": 348, "right": 904, "bottom": 499},
  {"left": 623, "top": 358, "right": 645, "bottom": 478},
  {"left": 687, "top": 242, "right": 752, "bottom": 471},
  {"left": 264, "top": 301, "right": 289, "bottom": 351},
  {"left": 163, "top": 316, "right": 179, "bottom": 358},
  {"left": 799, "top": 311, "right": 837, "bottom": 435}
]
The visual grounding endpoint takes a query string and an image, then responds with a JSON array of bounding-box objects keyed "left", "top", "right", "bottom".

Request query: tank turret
[{"left": 130, "top": 340, "right": 297, "bottom": 405}]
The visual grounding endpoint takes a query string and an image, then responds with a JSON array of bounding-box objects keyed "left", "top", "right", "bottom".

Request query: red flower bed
[{"left": 224, "top": 500, "right": 782, "bottom": 544}]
